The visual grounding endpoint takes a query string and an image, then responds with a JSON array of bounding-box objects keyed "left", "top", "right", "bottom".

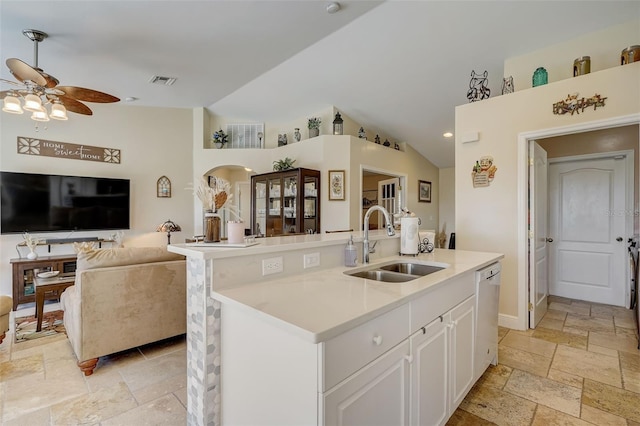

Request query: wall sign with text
[
  {"left": 472, "top": 155, "right": 497, "bottom": 188},
  {"left": 17, "top": 137, "right": 121, "bottom": 164}
]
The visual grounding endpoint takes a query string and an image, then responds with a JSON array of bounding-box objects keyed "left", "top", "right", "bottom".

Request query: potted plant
[
  {"left": 212, "top": 129, "right": 228, "bottom": 149},
  {"left": 307, "top": 117, "right": 321, "bottom": 138},
  {"left": 273, "top": 157, "right": 296, "bottom": 171}
]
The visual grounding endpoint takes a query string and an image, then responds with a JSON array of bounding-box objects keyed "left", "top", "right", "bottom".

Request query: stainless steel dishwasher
[{"left": 474, "top": 262, "right": 501, "bottom": 381}]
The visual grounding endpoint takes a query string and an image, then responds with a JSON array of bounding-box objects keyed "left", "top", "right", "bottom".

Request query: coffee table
[{"left": 33, "top": 273, "right": 75, "bottom": 332}]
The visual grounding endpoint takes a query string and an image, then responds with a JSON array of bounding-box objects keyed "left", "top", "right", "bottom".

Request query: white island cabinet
[{"left": 168, "top": 233, "right": 502, "bottom": 426}]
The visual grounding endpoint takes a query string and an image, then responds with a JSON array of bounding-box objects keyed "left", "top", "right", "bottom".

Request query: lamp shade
[
  {"left": 156, "top": 219, "right": 181, "bottom": 244},
  {"left": 31, "top": 108, "right": 50, "bottom": 122},
  {"left": 50, "top": 103, "right": 68, "bottom": 120},
  {"left": 2, "top": 95, "right": 23, "bottom": 114},
  {"left": 23, "top": 93, "right": 43, "bottom": 112}
]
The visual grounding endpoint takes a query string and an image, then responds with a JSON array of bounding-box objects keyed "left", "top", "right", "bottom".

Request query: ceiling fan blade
[
  {"left": 58, "top": 95, "right": 93, "bottom": 115},
  {"left": 6, "top": 58, "right": 47, "bottom": 86},
  {"left": 57, "top": 86, "right": 119, "bottom": 103}
]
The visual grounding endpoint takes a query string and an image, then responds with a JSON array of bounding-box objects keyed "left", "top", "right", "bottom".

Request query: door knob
[
  {"left": 546, "top": 238, "right": 553, "bottom": 243},
  {"left": 616, "top": 237, "right": 623, "bottom": 242}
]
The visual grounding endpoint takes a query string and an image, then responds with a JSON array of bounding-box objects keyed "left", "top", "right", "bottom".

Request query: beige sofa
[
  {"left": 61, "top": 246, "right": 186, "bottom": 375},
  {"left": 0, "top": 295, "right": 12, "bottom": 344}
]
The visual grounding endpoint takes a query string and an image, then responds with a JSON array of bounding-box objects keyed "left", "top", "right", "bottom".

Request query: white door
[
  {"left": 323, "top": 340, "right": 410, "bottom": 426},
  {"left": 529, "top": 142, "right": 549, "bottom": 328},
  {"left": 410, "top": 317, "right": 448, "bottom": 426},
  {"left": 549, "top": 156, "right": 628, "bottom": 306},
  {"left": 378, "top": 178, "right": 400, "bottom": 228}
]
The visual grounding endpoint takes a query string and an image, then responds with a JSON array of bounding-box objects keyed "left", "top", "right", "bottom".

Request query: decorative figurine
[
  {"left": 501, "top": 76, "right": 514, "bottom": 95},
  {"left": 467, "top": 70, "right": 490, "bottom": 102},
  {"left": 532, "top": 67, "right": 548, "bottom": 87},
  {"left": 358, "top": 127, "right": 367, "bottom": 140},
  {"left": 394, "top": 142, "right": 400, "bottom": 150},
  {"left": 294, "top": 128, "right": 301, "bottom": 142},
  {"left": 383, "top": 139, "right": 391, "bottom": 147},
  {"left": 374, "top": 134, "right": 381, "bottom": 144},
  {"left": 278, "top": 134, "right": 288, "bottom": 147}
]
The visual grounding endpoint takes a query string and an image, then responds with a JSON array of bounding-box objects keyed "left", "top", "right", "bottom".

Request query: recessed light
[
  {"left": 443, "top": 132, "right": 453, "bottom": 138},
  {"left": 124, "top": 97, "right": 138, "bottom": 102},
  {"left": 326, "top": 2, "right": 340, "bottom": 14}
]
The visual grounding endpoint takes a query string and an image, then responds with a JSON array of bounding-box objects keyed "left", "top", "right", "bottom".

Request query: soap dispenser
[{"left": 344, "top": 235, "right": 358, "bottom": 267}]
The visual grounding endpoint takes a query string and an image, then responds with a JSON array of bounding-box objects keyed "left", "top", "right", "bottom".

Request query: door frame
[
  {"left": 359, "top": 164, "right": 407, "bottom": 231},
  {"left": 515, "top": 113, "right": 640, "bottom": 330}
]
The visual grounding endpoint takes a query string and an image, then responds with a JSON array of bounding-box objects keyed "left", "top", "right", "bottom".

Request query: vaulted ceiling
[{"left": 2, "top": 1, "right": 638, "bottom": 167}]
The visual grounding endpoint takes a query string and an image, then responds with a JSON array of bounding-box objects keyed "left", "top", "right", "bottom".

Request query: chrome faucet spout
[{"left": 363, "top": 205, "right": 396, "bottom": 264}]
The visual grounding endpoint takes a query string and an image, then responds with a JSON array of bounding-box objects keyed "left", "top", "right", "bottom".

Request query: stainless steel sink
[
  {"left": 345, "top": 261, "right": 447, "bottom": 283},
  {"left": 347, "top": 270, "right": 417, "bottom": 282},
  {"left": 378, "top": 263, "right": 444, "bottom": 276}
]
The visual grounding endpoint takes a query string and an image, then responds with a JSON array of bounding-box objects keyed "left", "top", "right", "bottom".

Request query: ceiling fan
[{"left": 0, "top": 29, "right": 120, "bottom": 121}]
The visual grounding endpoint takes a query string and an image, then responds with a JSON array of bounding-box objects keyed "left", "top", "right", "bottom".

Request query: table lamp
[{"left": 156, "top": 219, "right": 181, "bottom": 244}]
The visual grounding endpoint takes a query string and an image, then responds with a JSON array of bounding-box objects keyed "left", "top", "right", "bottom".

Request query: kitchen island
[{"left": 169, "top": 231, "right": 503, "bottom": 426}]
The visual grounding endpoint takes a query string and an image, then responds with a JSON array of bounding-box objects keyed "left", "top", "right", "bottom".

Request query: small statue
[
  {"left": 358, "top": 127, "right": 367, "bottom": 140},
  {"left": 383, "top": 139, "right": 391, "bottom": 147},
  {"left": 374, "top": 134, "right": 381, "bottom": 144},
  {"left": 467, "top": 70, "right": 491, "bottom": 102},
  {"left": 394, "top": 142, "right": 400, "bottom": 150},
  {"left": 278, "top": 134, "right": 288, "bottom": 147},
  {"left": 294, "top": 128, "right": 301, "bottom": 142}
]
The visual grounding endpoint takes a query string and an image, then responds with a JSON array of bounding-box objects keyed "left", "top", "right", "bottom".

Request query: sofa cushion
[{"left": 77, "top": 246, "right": 184, "bottom": 271}]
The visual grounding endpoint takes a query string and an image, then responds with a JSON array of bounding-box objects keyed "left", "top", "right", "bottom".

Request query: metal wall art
[
  {"left": 501, "top": 76, "right": 514, "bottom": 95},
  {"left": 472, "top": 155, "right": 497, "bottom": 188},
  {"left": 17, "top": 137, "right": 120, "bottom": 163},
  {"left": 467, "top": 70, "right": 490, "bottom": 102},
  {"left": 553, "top": 93, "right": 607, "bottom": 115}
]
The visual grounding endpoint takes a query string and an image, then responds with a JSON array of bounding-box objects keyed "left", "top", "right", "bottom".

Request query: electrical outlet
[
  {"left": 262, "top": 256, "right": 283, "bottom": 276},
  {"left": 303, "top": 252, "right": 320, "bottom": 269}
]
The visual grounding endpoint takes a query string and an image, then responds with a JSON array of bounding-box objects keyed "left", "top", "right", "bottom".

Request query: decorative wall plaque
[
  {"left": 17, "top": 137, "right": 121, "bottom": 164},
  {"left": 552, "top": 93, "right": 607, "bottom": 115},
  {"left": 472, "top": 155, "right": 497, "bottom": 188}
]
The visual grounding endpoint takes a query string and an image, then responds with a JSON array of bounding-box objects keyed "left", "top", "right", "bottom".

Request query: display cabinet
[
  {"left": 10, "top": 255, "right": 78, "bottom": 310},
  {"left": 251, "top": 168, "right": 320, "bottom": 237}
]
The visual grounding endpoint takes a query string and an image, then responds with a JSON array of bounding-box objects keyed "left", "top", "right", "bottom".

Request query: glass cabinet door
[
  {"left": 254, "top": 180, "right": 267, "bottom": 237},
  {"left": 303, "top": 175, "right": 319, "bottom": 234},
  {"left": 267, "top": 178, "right": 282, "bottom": 236},
  {"left": 283, "top": 175, "right": 298, "bottom": 234}
]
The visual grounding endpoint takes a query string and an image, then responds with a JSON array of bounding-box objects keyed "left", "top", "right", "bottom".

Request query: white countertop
[{"left": 209, "top": 249, "right": 503, "bottom": 343}]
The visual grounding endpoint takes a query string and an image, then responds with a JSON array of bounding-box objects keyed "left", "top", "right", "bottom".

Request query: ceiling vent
[{"left": 149, "top": 75, "right": 177, "bottom": 86}]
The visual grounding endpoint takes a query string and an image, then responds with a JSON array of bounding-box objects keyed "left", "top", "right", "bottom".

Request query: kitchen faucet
[{"left": 363, "top": 205, "right": 396, "bottom": 264}]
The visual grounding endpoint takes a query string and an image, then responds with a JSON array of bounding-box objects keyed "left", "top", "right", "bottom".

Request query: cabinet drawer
[
  {"left": 320, "top": 303, "right": 410, "bottom": 391},
  {"left": 410, "top": 272, "right": 474, "bottom": 332}
]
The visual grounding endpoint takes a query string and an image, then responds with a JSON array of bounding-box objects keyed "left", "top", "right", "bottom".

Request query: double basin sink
[{"left": 345, "top": 260, "right": 446, "bottom": 283}]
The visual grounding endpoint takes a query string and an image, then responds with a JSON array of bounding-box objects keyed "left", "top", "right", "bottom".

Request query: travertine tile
[
  {"left": 101, "top": 393, "right": 187, "bottom": 425},
  {"left": 580, "top": 404, "right": 627, "bottom": 426},
  {"left": 537, "top": 317, "right": 565, "bottom": 331},
  {"left": 498, "top": 326, "right": 509, "bottom": 342},
  {"left": 587, "top": 343, "right": 618, "bottom": 358},
  {"left": 174, "top": 387, "right": 188, "bottom": 408},
  {"left": 531, "top": 405, "right": 590, "bottom": 426},
  {"left": 551, "top": 345, "right": 621, "bottom": 388},
  {"left": 500, "top": 332, "right": 557, "bottom": 358},
  {"left": 582, "top": 378, "right": 640, "bottom": 422},
  {"left": 547, "top": 368, "right": 583, "bottom": 389},
  {"left": 138, "top": 335, "right": 186, "bottom": 359},
  {"left": 132, "top": 372, "right": 187, "bottom": 405},
  {"left": 614, "top": 314, "right": 636, "bottom": 329},
  {"left": 548, "top": 301, "right": 590, "bottom": 316},
  {"left": 0, "top": 353, "right": 44, "bottom": 382},
  {"left": 498, "top": 345, "right": 552, "bottom": 377},
  {"left": 474, "top": 364, "right": 512, "bottom": 390},
  {"left": 446, "top": 408, "right": 496, "bottom": 425},
  {"left": 622, "top": 368, "right": 640, "bottom": 394},
  {"left": 562, "top": 326, "right": 589, "bottom": 337},
  {"left": 548, "top": 295, "right": 574, "bottom": 305},
  {"left": 119, "top": 350, "right": 186, "bottom": 391},
  {"left": 541, "top": 309, "right": 568, "bottom": 321},
  {"left": 565, "top": 314, "right": 614, "bottom": 333},
  {"left": 504, "top": 370, "right": 581, "bottom": 417},
  {"left": 50, "top": 381, "right": 137, "bottom": 425},
  {"left": 615, "top": 326, "right": 637, "bottom": 337},
  {"left": 531, "top": 327, "right": 588, "bottom": 349},
  {"left": 459, "top": 382, "right": 536, "bottom": 426},
  {"left": 2, "top": 406, "right": 51, "bottom": 426},
  {"left": 620, "top": 351, "right": 640, "bottom": 372},
  {"left": 589, "top": 331, "right": 639, "bottom": 354}
]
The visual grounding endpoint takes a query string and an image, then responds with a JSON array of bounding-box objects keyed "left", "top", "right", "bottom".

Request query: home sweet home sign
[{"left": 17, "top": 137, "right": 121, "bottom": 164}]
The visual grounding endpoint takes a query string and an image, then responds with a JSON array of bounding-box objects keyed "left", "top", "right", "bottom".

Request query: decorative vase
[
  {"left": 532, "top": 67, "right": 548, "bottom": 87},
  {"left": 309, "top": 128, "right": 319, "bottom": 138},
  {"left": 204, "top": 212, "right": 221, "bottom": 243},
  {"left": 27, "top": 248, "right": 38, "bottom": 260},
  {"left": 227, "top": 221, "right": 245, "bottom": 244},
  {"left": 215, "top": 142, "right": 224, "bottom": 149},
  {"left": 294, "top": 128, "right": 301, "bottom": 142}
]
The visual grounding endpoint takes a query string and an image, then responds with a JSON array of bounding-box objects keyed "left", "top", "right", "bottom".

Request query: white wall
[
  {"left": 0, "top": 104, "right": 194, "bottom": 299},
  {"left": 438, "top": 167, "right": 455, "bottom": 247},
  {"left": 456, "top": 62, "right": 640, "bottom": 328}
]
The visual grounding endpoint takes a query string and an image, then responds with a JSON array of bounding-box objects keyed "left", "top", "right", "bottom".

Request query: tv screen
[{"left": 0, "top": 171, "right": 130, "bottom": 234}]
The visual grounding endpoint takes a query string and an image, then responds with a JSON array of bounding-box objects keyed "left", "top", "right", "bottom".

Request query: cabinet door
[
  {"left": 449, "top": 295, "right": 475, "bottom": 410},
  {"left": 282, "top": 174, "right": 298, "bottom": 234},
  {"left": 410, "top": 317, "right": 448, "bottom": 426},
  {"left": 323, "top": 340, "right": 410, "bottom": 426},
  {"left": 252, "top": 178, "right": 267, "bottom": 236}
]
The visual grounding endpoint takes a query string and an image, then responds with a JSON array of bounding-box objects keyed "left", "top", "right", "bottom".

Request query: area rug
[{"left": 14, "top": 310, "right": 66, "bottom": 343}]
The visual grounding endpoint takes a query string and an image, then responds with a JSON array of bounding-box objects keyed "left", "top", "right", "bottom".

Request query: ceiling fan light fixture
[
  {"left": 50, "top": 103, "right": 68, "bottom": 120},
  {"left": 2, "top": 95, "right": 24, "bottom": 114},
  {"left": 23, "top": 93, "right": 43, "bottom": 112},
  {"left": 31, "top": 108, "right": 50, "bottom": 122}
]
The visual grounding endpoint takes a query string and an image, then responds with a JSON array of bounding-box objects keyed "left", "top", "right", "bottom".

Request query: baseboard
[{"left": 498, "top": 313, "right": 525, "bottom": 330}]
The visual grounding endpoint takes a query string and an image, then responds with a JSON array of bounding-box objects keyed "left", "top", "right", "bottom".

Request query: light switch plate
[
  {"left": 304, "top": 252, "right": 320, "bottom": 269},
  {"left": 262, "top": 256, "right": 283, "bottom": 276}
]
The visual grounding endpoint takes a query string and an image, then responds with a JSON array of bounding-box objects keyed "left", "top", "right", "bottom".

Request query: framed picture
[
  {"left": 328, "top": 170, "right": 345, "bottom": 201},
  {"left": 418, "top": 180, "right": 431, "bottom": 203}
]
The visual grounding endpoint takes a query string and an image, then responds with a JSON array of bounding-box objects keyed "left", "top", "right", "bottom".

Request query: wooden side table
[{"left": 33, "top": 273, "right": 75, "bottom": 332}]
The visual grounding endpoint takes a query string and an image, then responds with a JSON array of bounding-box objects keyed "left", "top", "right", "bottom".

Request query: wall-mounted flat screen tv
[{"left": 0, "top": 171, "right": 130, "bottom": 234}]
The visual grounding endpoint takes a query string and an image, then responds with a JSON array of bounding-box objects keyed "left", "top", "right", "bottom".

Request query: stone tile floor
[{"left": 1, "top": 296, "right": 638, "bottom": 425}]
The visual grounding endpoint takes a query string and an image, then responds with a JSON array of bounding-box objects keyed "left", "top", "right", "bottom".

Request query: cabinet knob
[
  {"left": 404, "top": 355, "right": 413, "bottom": 363},
  {"left": 372, "top": 335, "right": 383, "bottom": 346}
]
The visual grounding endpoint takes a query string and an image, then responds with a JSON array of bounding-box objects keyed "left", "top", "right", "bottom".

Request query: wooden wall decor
[
  {"left": 157, "top": 176, "right": 171, "bottom": 198},
  {"left": 17, "top": 137, "right": 121, "bottom": 164}
]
